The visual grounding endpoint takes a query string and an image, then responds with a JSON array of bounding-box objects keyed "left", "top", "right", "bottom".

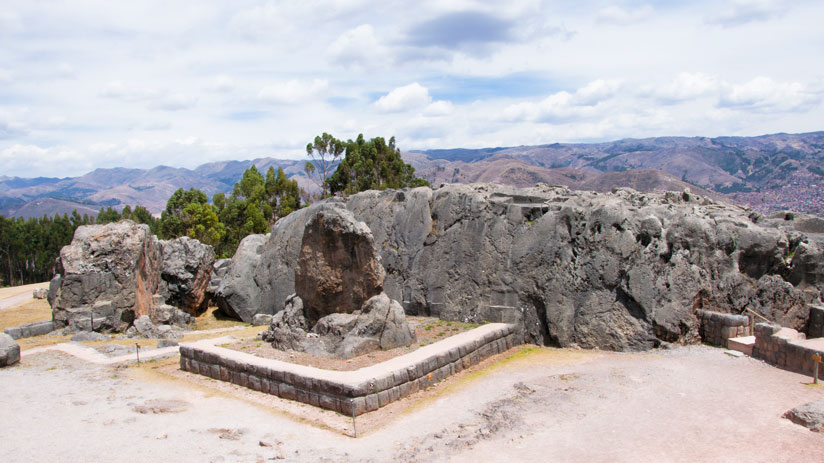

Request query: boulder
[
  {"left": 127, "top": 315, "right": 183, "bottom": 340},
  {"left": 32, "top": 288, "right": 48, "bottom": 299},
  {"left": 783, "top": 399, "right": 824, "bottom": 432},
  {"left": 226, "top": 184, "right": 824, "bottom": 350},
  {"left": 207, "top": 259, "right": 232, "bottom": 296},
  {"left": 261, "top": 293, "right": 416, "bottom": 359},
  {"left": 295, "top": 205, "right": 385, "bottom": 324},
  {"left": 70, "top": 331, "right": 110, "bottom": 342},
  {"left": 158, "top": 237, "right": 215, "bottom": 315},
  {"left": 0, "top": 333, "right": 21, "bottom": 367},
  {"left": 252, "top": 314, "right": 273, "bottom": 326},
  {"left": 213, "top": 234, "right": 269, "bottom": 323},
  {"left": 51, "top": 220, "right": 162, "bottom": 333}
]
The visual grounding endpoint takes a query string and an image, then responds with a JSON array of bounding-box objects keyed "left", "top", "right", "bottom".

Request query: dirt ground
[
  {"left": 2, "top": 289, "right": 822, "bottom": 462},
  {"left": 224, "top": 317, "right": 478, "bottom": 371},
  {"left": 2, "top": 343, "right": 822, "bottom": 462}
]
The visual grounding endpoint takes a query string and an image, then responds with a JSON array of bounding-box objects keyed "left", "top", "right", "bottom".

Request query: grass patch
[
  {"left": 0, "top": 299, "right": 52, "bottom": 331},
  {"left": 191, "top": 306, "right": 247, "bottom": 331}
]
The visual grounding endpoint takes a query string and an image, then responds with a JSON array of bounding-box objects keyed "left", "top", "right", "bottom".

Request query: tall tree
[
  {"left": 327, "top": 134, "right": 429, "bottom": 195},
  {"left": 305, "top": 132, "right": 344, "bottom": 198}
]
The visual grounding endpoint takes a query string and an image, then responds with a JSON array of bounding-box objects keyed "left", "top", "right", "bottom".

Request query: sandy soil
[
  {"left": 2, "top": 343, "right": 822, "bottom": 463},
  {"left": 0, "top": 282, "right": 49, "bottom": 311},
  {"left": 224, "top": 317, "right": 478, "bottom": 371}
]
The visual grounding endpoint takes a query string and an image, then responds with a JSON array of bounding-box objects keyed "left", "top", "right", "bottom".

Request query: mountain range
[{"left": 1, "top": 131, "right": 822, "bottom": 218}]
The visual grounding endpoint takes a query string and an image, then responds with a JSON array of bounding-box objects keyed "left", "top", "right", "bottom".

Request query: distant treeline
[
  {"left": 0, "top": 132, "right": 427, "bottom": 287},
  {"left": 0, "top": 206, "right": 156, "bottom": 286}
]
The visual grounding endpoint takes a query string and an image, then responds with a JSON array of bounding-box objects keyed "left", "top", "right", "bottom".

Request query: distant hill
[
  {"left": 2, "top": 131, "right": 823, "bottom": 219},
  {"left": 406, "top": 131, "right": 824, "bottom": 216},
  {"left": 0, "top": 159, "right": 315, "bottom": 218}
]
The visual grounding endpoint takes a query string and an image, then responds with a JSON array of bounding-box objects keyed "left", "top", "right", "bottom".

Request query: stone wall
[
  {"left": 753, "top": 323, "right": 824, "bottom": 376},
  {"left": 4, "top": 321, "right": 54, "bottom": 340},
  {"left": 696, "top": 309, "right": 749, "bottom": 347},
  {"left": 180, "top": 323, "right": 518, "bottom": 416}
]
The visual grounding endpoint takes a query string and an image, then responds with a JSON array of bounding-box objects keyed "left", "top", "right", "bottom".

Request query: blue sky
[{"left": 1, "top": 0, "right": 823, "bottom": 177}]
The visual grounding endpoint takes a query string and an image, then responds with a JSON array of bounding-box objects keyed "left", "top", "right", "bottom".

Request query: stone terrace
[{"left": 180, "top": 323, "right": 519, "bottom": 416}]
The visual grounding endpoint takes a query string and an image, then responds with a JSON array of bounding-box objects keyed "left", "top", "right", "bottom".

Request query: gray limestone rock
[
  {"left": 783, "top": 399, "right": 824, "bottom": 432},
  {"left": 158, "top": 237, "right": 215, "bottom": 315},
  {"left": 32, "top": 288, "right": 48, "bottom": 299},
  {"left": 132, "top": 315, "right": 183, "bottom": 340},
  {"left": 224, "top": 184, "right": 824, "bottom": 351},
  {"left": 70, "top": 331, "right": 110, "bottom": 342},
  {"left": 50, "top": 220, "right": 162, "bottom": 333},
  {"left": 295, "top": 205, "right": 385, "bottom": 324},
  {"left": 0, "top": 333, "right": 21, "bottom": 367},
  {"left": 252, "top": 314, "right": 274, "bottom": 326},
  {"left": 261, "top": 293, "right": 416, "bottom": 359},
  {"left": 213, "top": 234, "right": 269, "bottom": 323},
  {"left": 207, "top": 258, "right": 232, "bottom": 296}
]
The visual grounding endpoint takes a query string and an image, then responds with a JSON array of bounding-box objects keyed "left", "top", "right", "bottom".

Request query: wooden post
[
  {"left": 351, "top": 399, "right": 357, "bottom": 438},
  {"left": 813, "top": 353, "right": 821, "bottom": 385},
  {"left": 135, "top": 343, "right": 141, "bottom": 366}
]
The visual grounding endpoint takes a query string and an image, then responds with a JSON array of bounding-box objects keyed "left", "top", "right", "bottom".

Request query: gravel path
[{"left": 1, "top": 345, "right": 821, "bottom": 462}]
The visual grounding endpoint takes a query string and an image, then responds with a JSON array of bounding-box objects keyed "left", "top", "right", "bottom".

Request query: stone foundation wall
[
  {"left": 753, "top": 323, "right": 824, "bottom": 376},
  {"left": 4, "top": 321, "right": 54, "bottom": 340},
  {"left": 180, "top": 323, "right": 519, "bottom": 416},
  {"left": 696, "top": 310, "right": 749, "bottom": 347}
]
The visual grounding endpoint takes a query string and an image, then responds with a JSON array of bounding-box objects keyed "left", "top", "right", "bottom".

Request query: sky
[{"left": 1, "top": 0, "right": 823, "bottom": 178}]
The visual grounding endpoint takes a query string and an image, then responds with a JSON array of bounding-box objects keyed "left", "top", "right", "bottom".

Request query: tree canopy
[
  {"left": 323, "top": 133, "right": 429, "bottom": 195},
  {"left": 305, "top": 132, "right": 345, "bottom": 198}
]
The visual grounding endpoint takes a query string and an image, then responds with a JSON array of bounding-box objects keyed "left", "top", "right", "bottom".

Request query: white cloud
[
  {"left": 709, "top": 0, "right": 788, "bottom": 27},
  {"left": 597, "top": 5, "right": 654, "bottom": 25},
  {"left": 375, "top": 83, "right": 432, "bottom": 113},
  {"left": 0, "top": 68, "right": 11, "bottom": 84},
  {"left": 327, "top": 24, "right": 388, "bottom": 68},
  {"left": 503, "top": 80, "right": 621, "bottom": 122},
  {"left": 211, "top": 75, "right": 235, "bottom": 93},
  {"left": 257, "top": 79, "right": 329, "bottom": 105},
  {"left": 147, "top": 93, "right": 197, "bottom": 111},
  {"left": 719, "top": 76, "right": 822, "bottom": 112},
  {"left": 647, "top": 73, "right": 719, "bottom": 103},
  {"left": 424, "top": 100, "right": 454, "bottom": 117},
  {"left": 56, "top": 62, "right": 75, "bottom": 79}
]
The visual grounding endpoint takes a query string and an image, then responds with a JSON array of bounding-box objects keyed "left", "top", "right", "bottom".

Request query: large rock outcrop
[
  {"left": 219, "top": 184, "right": 824, "bottom": 351},
  {"left": 212, "top": 234, "right": 269, "bottom": 322},
  {"left": 158, "top": 236, "right": 215, "bottom": 315},
  {"left": 51, "top": 221, "right": 162, "bottom": 332},
  {"left": 296, "top": 205, "right": 385, "bottom": 324},
  {"left": 261, "top": 205, "right": 415, "bottom": 359}
]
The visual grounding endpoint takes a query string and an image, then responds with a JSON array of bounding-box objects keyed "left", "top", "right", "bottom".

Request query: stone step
[{"left": 728, "top": 336, "right": 756, "bottom": 356}]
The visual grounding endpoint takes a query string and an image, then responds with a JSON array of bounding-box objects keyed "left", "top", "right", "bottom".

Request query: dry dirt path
[
  {"left": 2, "top": 344, "right": 822, "bottom": 462},
  {"left": 0, "top": 282, "right": 48, "bottom": 311}
]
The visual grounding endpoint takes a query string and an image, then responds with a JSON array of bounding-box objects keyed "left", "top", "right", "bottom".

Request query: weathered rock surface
[
  {"left": 158, "top": 237, "right": 215, "bottom": 315},
  {"left": 783, "top": 399, "right": 824, "bottom": 432},
  {"left": 296, "top": 205, "right": 386, "bottom": 324},
  {"left": 222, "top": 184, "right": 824, "bottom": 351},
  {"left": 0, "top": 333, "right": 21, "bottom": 367},
  {"left": 261, "top": 293, "right": 416, "bottom": 359},
  {"left": 213, "top": 234, "right": 269, "bottom": 323},
  {"left": 32, "top": 288, "right": 48, "bottom": 299},
  {"left": 261, "top": 205, "right": 415, "bottom": 359},
  {"left": 50, "top": 220, "right": 162, "bottom": 332},
  {"left": 207, "top": 258, "right": 232, "bottom": 296},
  {"left": 125, "top": 315, "right": 184, "bottom": 340}
]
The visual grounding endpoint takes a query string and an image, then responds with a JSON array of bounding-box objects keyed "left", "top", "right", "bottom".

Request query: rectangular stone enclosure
[{"left": 180, "top": 323, "right": 519, "bottom": 416}]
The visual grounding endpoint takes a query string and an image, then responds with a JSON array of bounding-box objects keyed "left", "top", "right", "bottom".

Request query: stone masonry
[
  {"left": 696, "top": 309, "right": 750, "bottom": 347},
  {"left": 180, "top": 323, "right": 518, "bottom": 416}
]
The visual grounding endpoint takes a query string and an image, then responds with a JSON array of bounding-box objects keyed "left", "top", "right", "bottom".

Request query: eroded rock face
[
  {"left": 158, "top": 237, "right": 215, "bottom": 315},
  {"left": 51, "top": 221, "right": 161, "bottom": 332},
  {"left": 212, "top": 233, "right": 269, "bottom": 323},
  {"left": 223, "top": 184, "right": 824, "bottom": 351},
  {"left": 296, "top": 205, "right": 385, "bottom": 324},
  {"left": 784, "top": 399, "right": 824, "bottom": 432},
  {"left": 261, "top": 293, "right": 416, "bottom": 359},
  {"left": 261, "top": 205, "right": 415, "bottom": 359}
]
